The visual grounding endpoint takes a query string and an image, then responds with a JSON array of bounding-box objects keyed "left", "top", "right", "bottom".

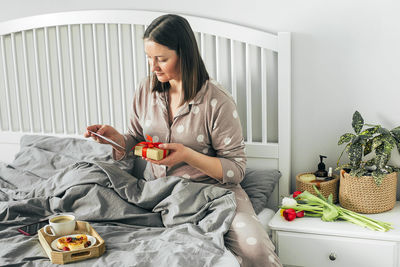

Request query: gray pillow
[{"left": 240, "top": 168, "right": 281, "bottom": 214}]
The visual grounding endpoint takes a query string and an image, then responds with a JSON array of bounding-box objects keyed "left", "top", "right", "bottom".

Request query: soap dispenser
[{"left": 314, "top": 155, "right": 328, "bottom": 180}]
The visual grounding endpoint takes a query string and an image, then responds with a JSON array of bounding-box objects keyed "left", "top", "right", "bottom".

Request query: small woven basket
[
  {"left": 339, "top": 170, "right": 397, "bottom": 214},
  {"left": 296, "top": 172, "right": 339, "bottom": 203}
]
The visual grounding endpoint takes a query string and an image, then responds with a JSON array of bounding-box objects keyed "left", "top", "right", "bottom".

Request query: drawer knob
[{"left": 329, "top": 253, "right": 337, "bottom": 261}]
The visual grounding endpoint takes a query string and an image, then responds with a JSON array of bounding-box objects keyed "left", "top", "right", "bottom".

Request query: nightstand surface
[
  {"left": 269, "top": 201, "right": 400, "bottom": 241},
  {"left": 269, "top": 202, "right": 400, "bottom": 267}
]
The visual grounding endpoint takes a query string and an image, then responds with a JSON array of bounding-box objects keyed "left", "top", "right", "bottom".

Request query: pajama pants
[{"left": 218, "top": 183, "right": 282, "bottom": 267}]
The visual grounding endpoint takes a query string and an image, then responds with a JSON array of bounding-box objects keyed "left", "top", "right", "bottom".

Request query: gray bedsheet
[{"left": 0, "top": 135, "right": 237, "bottom": 266}]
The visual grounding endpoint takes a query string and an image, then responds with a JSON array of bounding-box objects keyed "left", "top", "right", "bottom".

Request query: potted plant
[{"left": 337, "top": 111, "right": 400, "bottom": 213}]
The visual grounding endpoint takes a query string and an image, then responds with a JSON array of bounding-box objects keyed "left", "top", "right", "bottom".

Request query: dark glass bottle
[{"left": 314, "top": 155, "right": 328, "bottom": 180}]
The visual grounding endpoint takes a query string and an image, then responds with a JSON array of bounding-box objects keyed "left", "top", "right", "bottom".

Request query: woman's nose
[{"left": 150, "top": 59, "right": 160, "bottom": 72}]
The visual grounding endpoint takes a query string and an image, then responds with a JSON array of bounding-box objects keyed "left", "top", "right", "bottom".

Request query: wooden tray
[{"left": 38, "top": 221, "right": 105, "bottom": 264}]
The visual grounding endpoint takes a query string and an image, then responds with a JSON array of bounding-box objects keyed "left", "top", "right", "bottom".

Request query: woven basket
[
  {"left": 339, "top": 170, "right": 398, "bottom": 214},
  {"left": 296, "top": 172, "right": 339, "bottom": 203}
]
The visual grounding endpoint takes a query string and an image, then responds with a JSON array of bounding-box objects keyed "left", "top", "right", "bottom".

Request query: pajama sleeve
[
  {"left": 113, "top": 80, "right": 146, "bottom": 161},
  {"left": 210, "top": 97, "right": 247, "bottom": 184}
]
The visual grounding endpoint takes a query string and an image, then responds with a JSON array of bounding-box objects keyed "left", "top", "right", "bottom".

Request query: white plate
[{"left": 51, "top": 234, "right": 96, "bottom": 252}]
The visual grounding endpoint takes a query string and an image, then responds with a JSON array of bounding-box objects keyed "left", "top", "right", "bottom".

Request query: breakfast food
[{"left": 56, "top": 235, "right": 92, "bottom": 251}]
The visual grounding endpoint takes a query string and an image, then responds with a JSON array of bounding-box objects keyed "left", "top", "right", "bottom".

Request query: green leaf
[
  {"left": 375, "top": 144, "right": 389, "bottom": 170},
  {"left": 393, "top": 167, "right": 400, "bottom": 172},
  {"left": 357, "top": 134, "right": 370, "bottom": 145},
  {"left": 364, "top": 139, "right": 373, "bottom": 156},
  {"left": 352, "top": 111, "right": 364, "bottom": 134},
  {"left": 348, "top": 142, "right": 363, "bottom": 168},
  {"left": 391, "top": 126, "right": 400, "bottom": 142},
  {"left": 383, "top": 139, "right": 395, "bottom": 156},
  {"left": 372, "top": 136, "right": 383, "bottom": 150},
  {"left": 350, "top": 168, "right": 366, "bottom": 177},
  {"left": 390, "top": 127, "right": 400, "bottom": 155},
  {"left": 378, "top": 127, "right": 390, "bottom": 135},
  {"left": 338, "top": 133, "right": 355, "bottom": 145},
  {"left": 322, "top": 205, "right": 339, "bottom": 222},
  {"left": 327, "top": 194, "right": 333, "bottom": 205},
  {"left": 372, "top": 170, "right": 386, "bottom": 186},
  {"left": 364, "top": 158, "right": 375, "bottom": 166},
  {"left": 384, "top": 166, "right": 393, "bottom": 173},
  {"left": 360, "top": 126, "right": 379, "bottom": 136}
]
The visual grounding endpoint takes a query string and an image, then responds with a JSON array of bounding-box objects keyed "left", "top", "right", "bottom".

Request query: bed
[{"left": 0, "top": 10, "right": 291, "bottom": 266}]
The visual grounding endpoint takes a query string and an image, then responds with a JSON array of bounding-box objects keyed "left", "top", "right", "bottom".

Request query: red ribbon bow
[{"left": 132, "top": 135, "right": 167, "bottom": 159}]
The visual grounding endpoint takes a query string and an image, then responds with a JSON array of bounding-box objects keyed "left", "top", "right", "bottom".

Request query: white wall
[{"left": 1, "top": 0, "right": 399, "bottom": 192}]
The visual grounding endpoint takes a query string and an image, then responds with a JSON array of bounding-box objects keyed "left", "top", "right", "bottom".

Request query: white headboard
[{"left": 0, "top": 10, "right": 291, "bottom": 208}]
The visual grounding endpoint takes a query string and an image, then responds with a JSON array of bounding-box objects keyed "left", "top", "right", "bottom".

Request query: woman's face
[{"left": 144, "top": 40, "right": 181, "bottom": 83}]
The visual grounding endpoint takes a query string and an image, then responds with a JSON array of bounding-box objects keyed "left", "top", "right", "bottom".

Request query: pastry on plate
[{"left": 56, "top": 234, "right": 91, "bottom": 251}]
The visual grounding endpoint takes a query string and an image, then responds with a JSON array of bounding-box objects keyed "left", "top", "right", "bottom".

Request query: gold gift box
[{"left": 133, "top": 144, "right": 169, "bottom": 161}]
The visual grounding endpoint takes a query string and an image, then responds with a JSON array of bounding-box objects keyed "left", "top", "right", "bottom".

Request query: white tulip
[{"left": 282, "top": 197, "right": 297, "bottom": 207}]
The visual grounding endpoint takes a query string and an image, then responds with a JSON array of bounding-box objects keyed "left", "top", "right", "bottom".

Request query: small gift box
[{"left": 133, "top": 135, "right": 169, "bottom": 161}]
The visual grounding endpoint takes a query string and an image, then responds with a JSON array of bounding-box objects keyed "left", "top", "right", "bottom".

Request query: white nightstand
[{"left": 268, "top": 202, "right": 400, "bottom": 267}]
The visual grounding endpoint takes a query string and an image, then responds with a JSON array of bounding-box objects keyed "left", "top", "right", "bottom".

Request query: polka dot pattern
[
  {"left": 202, "top": 148, "right": 208, "bottom": 154},
  {"left": 192, "top": 106, "right": 200, "bottom": 114},
  {"left": 233, "top": 110, "right": 238, "bottom": 118},
  {"left": 246, "top": 237, "right": 258, "bottom": 245},
  {"left": 268, "top": 255, "right": 276, "bottom": 263},
  {"left": 177, "top": 125, "right": 184, "bottom": 133},
  {"left": 197, "top": 134, "right": 204, "bottom": 142},
  {"left": 211, "top": 98, "right": 218, "bottom": 107},
  {"left": 182, "top": 174, "right": 191, "bottom": 179},
  {"left": 227, "top": 170, "right": 234, "bottom": 177},
  {"left": 235, "top": 221, "right": 246, "bottom": 228},
  {"left": 223, "top": 151, "right": 230, "bottom": 155},
  {"left": 224, "top": 137, "right": 232, "bottom": 145},
  {"left": 235, "top": 158, "right": 243, "bottom": 162},
  {"left": 145, "top": 119, "right": 152, "bottom": 127}
]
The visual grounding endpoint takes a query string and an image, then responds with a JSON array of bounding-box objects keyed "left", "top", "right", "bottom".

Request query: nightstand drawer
[{"left": 276, "top": 231, "right": 396, "bottom": 267}]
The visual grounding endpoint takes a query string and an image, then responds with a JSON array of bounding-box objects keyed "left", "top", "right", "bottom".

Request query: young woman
[{"left": 85, "top": 14, "right": 282, "bottom": 267}]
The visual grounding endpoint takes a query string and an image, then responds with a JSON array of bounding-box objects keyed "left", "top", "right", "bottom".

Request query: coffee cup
[{"left": 44, "top": 214, "right": 76, "bottom": 236}]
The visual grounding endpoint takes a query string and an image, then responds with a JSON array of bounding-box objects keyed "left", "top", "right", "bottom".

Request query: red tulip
[
  {"left": 283, "top": 208, "right": 297, "bottom": 221},
  {"left": 296, "top": 210, "right": 305, "bottom": 218},
  {"left": 293, "top": 191, "right": 302, "bottom": 198}
]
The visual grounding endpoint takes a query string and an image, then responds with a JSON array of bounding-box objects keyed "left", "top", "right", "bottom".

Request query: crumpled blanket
[{"left": 0, "top": 135, "right": 236, "bottom": 266}]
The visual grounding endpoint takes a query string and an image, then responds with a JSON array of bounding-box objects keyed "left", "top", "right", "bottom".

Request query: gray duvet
[{"left": 0, "top": 135, "right": 237, "bottom": 266}]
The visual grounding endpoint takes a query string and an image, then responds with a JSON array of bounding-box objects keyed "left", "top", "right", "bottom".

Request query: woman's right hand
[{"left": 84, "top": 124, "right": 126, "bottom": 152}]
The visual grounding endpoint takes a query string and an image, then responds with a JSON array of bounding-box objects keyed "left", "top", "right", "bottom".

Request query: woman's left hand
[{"left": 144, "top": 143, "right": 190, "bottom": 167}]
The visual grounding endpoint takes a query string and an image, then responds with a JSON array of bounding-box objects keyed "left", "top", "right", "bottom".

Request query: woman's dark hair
[{"left": 143, "top": 14, "right": 209, "bottom": 104}]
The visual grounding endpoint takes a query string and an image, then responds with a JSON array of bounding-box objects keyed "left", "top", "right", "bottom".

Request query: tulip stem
[{"left": 282, "top": 185, "right": 394, "bottom": 232}]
